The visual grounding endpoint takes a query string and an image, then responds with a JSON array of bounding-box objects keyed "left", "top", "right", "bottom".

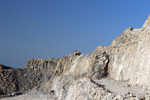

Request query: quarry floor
[{"left": 1, "top": 78, "right": 149, "bottom": 100}]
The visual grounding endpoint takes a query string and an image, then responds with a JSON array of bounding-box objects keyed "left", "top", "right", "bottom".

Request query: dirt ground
[{"left": 1, "top": 78, "right": 149, "bottom": 100}]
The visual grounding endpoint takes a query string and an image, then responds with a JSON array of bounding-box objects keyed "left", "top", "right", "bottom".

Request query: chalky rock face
[
  {"left": 49, "top": 77, "right": 113, "bottom": 100},
  {"left": 27, "top": 54, "right": 109, "bottom": 79},
  {"left": 0, "top": 59, "right": 58, "bottom": 97},
  {"left": 143, "top": 14, "right": 150, "bottom": 28},
  {"left": 0, "top": 54, "right": 109, "bottom": 97},
  {"left": 94, "top": 15, "right": 150, "bottom": 85}
]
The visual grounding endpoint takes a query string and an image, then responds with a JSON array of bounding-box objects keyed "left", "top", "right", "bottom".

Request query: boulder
[{"left": 74, "top": 50, "right": 81, "bottom": 56}]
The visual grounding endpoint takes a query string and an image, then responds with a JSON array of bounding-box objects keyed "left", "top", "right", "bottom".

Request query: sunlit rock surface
[{"left": 94, "top": 15, "right": 150, "bottom": 85}]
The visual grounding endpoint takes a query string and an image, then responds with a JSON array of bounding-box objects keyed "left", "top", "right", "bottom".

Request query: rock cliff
[
  {"left": 1, "top": 15, "right": 150, "bottom": 100},
  {"left": 0, "top": 53, "right": 109, "bottom": 98},
  {"left": 94, "top": 14, "right": 150, "bottom": 86}
]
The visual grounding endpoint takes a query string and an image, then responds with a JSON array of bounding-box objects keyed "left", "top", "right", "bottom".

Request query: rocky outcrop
[
  {"left": 25, "top": 53, "right": 109, "bottom": 79},
  {"left": 0, "top": 53, "right": 109, "bottom": 97},
  {"left": 54, "top": 53, "right": 109, "bottom": 79},
  {"left": 94, "top": 15, "right": 150, "bottom": 86},
  {"left": 0, "top": 59, "right": 58, "bottom": 97},
  {"left": 73, "top": 50, "right": 81, "bottom": 56}
]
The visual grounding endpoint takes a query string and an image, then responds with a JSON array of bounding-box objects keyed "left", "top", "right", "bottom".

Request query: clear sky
[{"left": 0, "top": 0, "right": 150, "bottom": 68}]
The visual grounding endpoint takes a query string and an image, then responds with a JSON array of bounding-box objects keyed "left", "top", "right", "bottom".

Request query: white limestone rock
[{"left": 94, "top": 15, "right": 150, "bottom": 86}]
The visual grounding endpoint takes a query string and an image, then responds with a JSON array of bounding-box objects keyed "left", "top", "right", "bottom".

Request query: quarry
[{"left": 1, "top": 15, "right": 150, "bottom": 100}]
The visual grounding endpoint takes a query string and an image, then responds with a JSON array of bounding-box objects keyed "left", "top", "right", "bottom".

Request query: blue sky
[{"left": 0, "top": 0, "right": 150, "bottom": 68}]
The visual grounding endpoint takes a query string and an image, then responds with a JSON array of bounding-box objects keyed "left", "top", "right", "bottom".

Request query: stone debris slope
[{"left": 0, "top": 77, "right": 148, "bottom": 100}]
